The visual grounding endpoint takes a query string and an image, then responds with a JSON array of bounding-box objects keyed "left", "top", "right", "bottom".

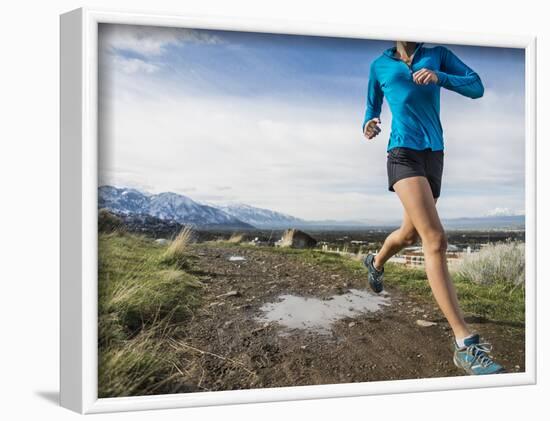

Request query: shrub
[
  {"left": 455, "top": 241, "right": 525, "bottom": 286},
  {"left": 161, "top": 226, "right": 195, "bottom": 264},
  {"left": 98, "top": 209, "right": 125, "bottom": 233},
  {"left": 227, "top": 232, "right": 245, "bottom": 243}
]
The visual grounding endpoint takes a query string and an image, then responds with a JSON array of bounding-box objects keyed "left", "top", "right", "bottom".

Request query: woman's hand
[
  {"left": 363, "top": 117, "right": 382, "bottom": 140},
  {"left": 413, "top": 68, "right": 438, "bottom": 85}
]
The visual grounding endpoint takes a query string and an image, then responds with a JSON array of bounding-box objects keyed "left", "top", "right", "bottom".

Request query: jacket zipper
[{"left": 391, "top": 43, "right": 422, "bottom": 78}]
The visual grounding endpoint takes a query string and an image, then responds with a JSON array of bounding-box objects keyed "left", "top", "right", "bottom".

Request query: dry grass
[
  {"left": 227, "top": 233, "right": 245, "bottom": 243},
  {"left": 98, "top": 321, "right": 188, "bottom": 397},
  {"left": 98, "top": 232, "right": 203, "bottom": 397},
  {"left": 162, "top": 225, "right": 195, "bottom": 263},
  {"left": 455, "top": 241, "right": 525, "bottom": 286},
  {"left": 276, "top": 229, "right": 295, "bottom": 247}
]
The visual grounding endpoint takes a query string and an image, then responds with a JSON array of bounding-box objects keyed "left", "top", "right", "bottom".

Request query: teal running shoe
[
  {"left": 364, "top": 253, "right": 384, "bottom": 293},
  {"left": 453, "top": 334, "right": 505, "bottom": 375}
]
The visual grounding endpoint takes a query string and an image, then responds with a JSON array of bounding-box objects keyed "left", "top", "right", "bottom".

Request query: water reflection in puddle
[
  {"left": 228, "top": 256, "right": 246, "bottom": 262},
  {"left": 256, "top": 289, "right": 390, "bottom": 334}
]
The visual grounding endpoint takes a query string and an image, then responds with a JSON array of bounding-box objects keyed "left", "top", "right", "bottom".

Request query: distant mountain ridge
[
  {"left": 98, "top": 185, "right": 525, "bottom": 230},
  {"left": 213, "top": 203, "right": 306, "bottom": 229},
  {"left": 98, "top": 186, "right": 253, "bottom": 229}
]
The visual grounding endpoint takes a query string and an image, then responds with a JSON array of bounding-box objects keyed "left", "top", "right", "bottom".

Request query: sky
[{"left": 98, "top": 24, "right": 525, "bottom": 223}]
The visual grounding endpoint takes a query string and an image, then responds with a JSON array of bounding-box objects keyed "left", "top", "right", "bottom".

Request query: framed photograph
[{"left": 60, "top": 7, "right": 537, "bottom": 414}]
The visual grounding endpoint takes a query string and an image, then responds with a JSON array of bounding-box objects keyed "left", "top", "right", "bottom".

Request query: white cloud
[
  {"left": 486, "top": 207, "right": 524, "bottom": 217},
  {"left": 112, "top": 56, "right": 160, "bottom": 74},
  {"left": 98, "top": 43, "right": 525, "bottom": 222},
  {"left": 99, "top": 24, "right": 221, "bottom": 57},
  {"left": 99, "top": 87, "right": 391, "bottom": 220}
]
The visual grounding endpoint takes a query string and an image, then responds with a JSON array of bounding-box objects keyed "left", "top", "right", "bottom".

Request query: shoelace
[{"left": 466, "top": 343, "right": 494, "bottom": 368}]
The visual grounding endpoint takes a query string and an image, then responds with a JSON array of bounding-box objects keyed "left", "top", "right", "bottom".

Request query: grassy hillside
[
  {"left": 98, "top": 231, "right": 202, "bottom": 397},
  {"left": 98, "top": 234, "right": 524, "bottom": 396}
]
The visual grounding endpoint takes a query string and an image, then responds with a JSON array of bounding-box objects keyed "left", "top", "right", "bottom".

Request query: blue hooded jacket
[{"left": 363, "top": 43, "right": 484, "bottom": 151}]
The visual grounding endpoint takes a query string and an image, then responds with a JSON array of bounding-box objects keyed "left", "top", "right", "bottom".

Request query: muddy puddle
[{"left": 256, "top": 289, "right": 390, "bottom": 335}]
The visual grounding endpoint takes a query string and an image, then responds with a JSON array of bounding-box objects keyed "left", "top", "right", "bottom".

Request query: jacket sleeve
[
  {"left": 434, "top": 47, "right": 484, "bottom": 99},
  {"left": 362, "top": 62, "right": 384, "bottom": 132}
]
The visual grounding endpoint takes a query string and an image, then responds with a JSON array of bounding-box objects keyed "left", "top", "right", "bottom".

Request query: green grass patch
[
  {"left": 383, "top": 263, "right": 524, "bottom": 323},
  {"left": 98, "top": 232, "right": 202, "bottom": 397}
]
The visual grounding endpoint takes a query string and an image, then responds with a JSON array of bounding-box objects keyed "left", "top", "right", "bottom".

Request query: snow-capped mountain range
[
  {"left": 214, "top": 203, "right": 305, "bottom": 228},
  {"left": 98, "top": 186, "right": 253, "bottom": 229},
  {"left": 98, "top": 186, "right": 306, "bottom": 229},
  {"left": 98, "top": 185, "right": 525, "bottom": 230}
]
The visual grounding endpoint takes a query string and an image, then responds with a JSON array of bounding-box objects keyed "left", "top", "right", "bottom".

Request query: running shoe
[
  {"left": 364, "top": 253, "right": 384, "bottom": 293},
  {"left": 453, "top": 334, "right": 506, "bottom": 375}
]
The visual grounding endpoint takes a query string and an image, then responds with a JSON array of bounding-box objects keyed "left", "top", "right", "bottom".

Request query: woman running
[{"left": 362, "top": 41, "right": 505, "bottom": 375}]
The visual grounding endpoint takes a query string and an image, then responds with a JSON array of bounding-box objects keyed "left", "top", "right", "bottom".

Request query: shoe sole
[{"left": 453, "top": 354, "right": 506, "bottom": 375}]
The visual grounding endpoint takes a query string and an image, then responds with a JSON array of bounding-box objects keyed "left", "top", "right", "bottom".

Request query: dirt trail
[{"left": 176, "top": 243, "right": 525, "bottom": 392}]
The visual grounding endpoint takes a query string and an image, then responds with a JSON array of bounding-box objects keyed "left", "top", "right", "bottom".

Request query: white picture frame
[{"left": 60, "top": 7, "right": 537, "bottom": 414}]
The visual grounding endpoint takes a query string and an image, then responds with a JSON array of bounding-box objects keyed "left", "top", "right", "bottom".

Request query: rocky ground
[{"left": 172, "top": 243, "right": 525, "bottom": 392}]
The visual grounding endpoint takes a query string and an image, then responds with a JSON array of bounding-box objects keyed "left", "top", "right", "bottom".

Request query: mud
[{"left": 173, "top": 243, "right": 525, "bottom": 392}]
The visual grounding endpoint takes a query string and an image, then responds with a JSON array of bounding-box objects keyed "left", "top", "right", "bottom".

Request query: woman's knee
[
  {"left": 422, "top": 229, "right": 448, "bottom": 254},
  {"left": 400, "top": 228, "right": 420, "bottom": 247}
]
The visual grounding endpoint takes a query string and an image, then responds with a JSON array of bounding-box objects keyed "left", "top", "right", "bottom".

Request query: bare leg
[
  {"left": 392, "top": 176, "right": 471, "bottom": 340},
  {"left": 373, "top": 206, "right": 422, "bottom": 270}
]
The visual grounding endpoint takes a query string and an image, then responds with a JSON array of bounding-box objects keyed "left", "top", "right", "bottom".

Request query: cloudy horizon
[{"left": 98, "top": 24, "right": 525, "bottom": 223}]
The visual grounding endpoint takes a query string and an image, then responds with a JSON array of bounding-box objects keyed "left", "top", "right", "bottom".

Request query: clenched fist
[
  {"left": 363, "top": 117, "right": 382, "bottom": 140},
  {"left": 412, "top": 68, "right": 438, "bottom": 85}
]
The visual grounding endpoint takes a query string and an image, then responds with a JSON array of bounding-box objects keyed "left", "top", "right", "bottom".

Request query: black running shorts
[{"left": 387, "top": 147, "right": 444, "bottom": 199}]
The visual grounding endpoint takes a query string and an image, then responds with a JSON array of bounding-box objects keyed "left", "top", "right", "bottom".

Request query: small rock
[
  {"left": 223, "top": 321, "right": 233, "bottom": 328},
  {"left": 300, "top": 345, "right": 307, "bottom": 350},
  {"left": 411, "top": 307, "right": 423, "bottom": 313},
  {"left": 251, "top": 322, "right": 270, "bottom": 334},
  {"left": 348, "top": 322, "right": 356, "bottom": 328},
  {"left": 216, "top": 290, "right": 240, "bottom": 298},
  {"left": 416, "top": 320, "right": 438, "bottom": 327}
]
